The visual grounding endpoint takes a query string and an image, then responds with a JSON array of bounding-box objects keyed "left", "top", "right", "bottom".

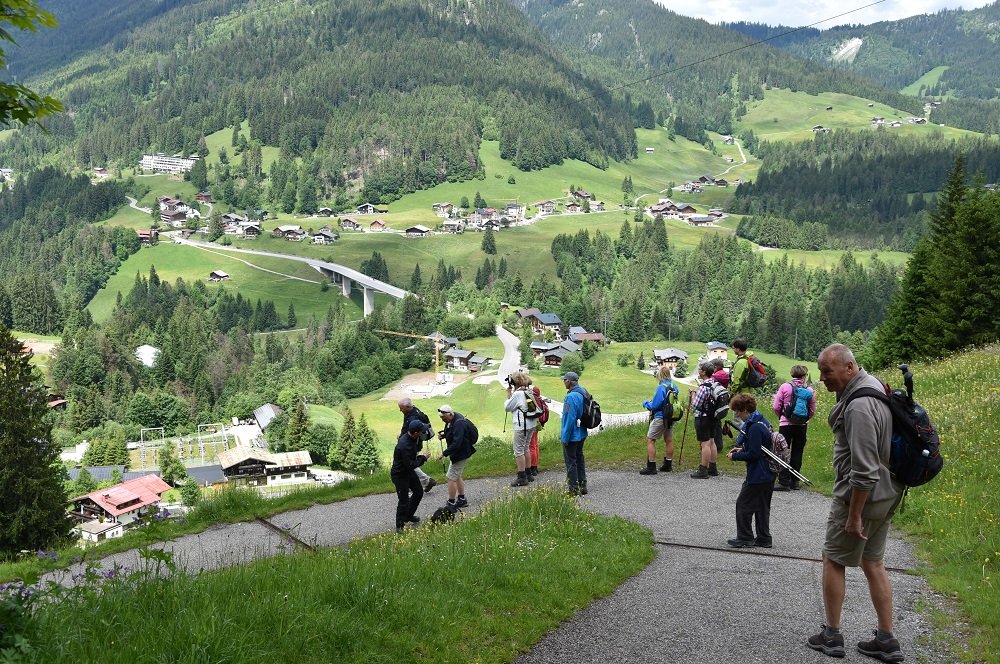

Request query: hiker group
[{"left": 389, "top": 339, "right": 941, "bottom": 662}]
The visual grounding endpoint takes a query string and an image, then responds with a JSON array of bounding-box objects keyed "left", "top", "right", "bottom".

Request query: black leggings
[{"left": 778, "top": 424, "right": 807, "bottom": 486}]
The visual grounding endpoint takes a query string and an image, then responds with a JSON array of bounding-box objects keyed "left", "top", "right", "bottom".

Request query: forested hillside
[
  {"left": 727, "top": 3, "right": 1000, "bottom": 133},
  {"left": 3, "top": 0, "right": 635, "bottom": 202},
  {"left": 513, "top": 0, "right": 923, "bottom": 144},
  {"left": 730, "top": 132, "right": 1000, "bottom": 250}
]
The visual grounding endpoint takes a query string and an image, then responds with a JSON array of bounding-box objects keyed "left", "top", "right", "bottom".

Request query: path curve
[{"left": 40, "top": 471, "right": 946, "bottom": 663}]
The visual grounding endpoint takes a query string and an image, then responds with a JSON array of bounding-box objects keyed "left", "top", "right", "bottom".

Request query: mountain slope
[{"left": 2, "top": 0, "right": 636, "bottom": 201}]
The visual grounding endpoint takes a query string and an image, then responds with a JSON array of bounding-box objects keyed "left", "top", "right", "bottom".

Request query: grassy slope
[
  {"left": 738, "top": 88, "right": 977, "bottom": 141},
  {"left": 86, "top": 242, "right": 363, "bottom": 324},
  {"left": 900, "top": 65, "right": 950, "bottom": 96}
]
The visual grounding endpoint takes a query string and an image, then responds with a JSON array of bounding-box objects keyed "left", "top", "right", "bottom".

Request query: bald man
[{"left": 807, "top": 344, "right": 904, "bottom": 663}]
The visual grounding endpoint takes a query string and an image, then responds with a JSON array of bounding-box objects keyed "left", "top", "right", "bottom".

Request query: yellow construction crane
[{"left": 375, "top": 330, "right": 447, "bottom": 379}]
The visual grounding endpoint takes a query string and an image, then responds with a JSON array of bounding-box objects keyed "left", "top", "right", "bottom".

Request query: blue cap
[
  {"left": 408, "top": 420, "right": 429, "bottom": 433},
  {"left": 561, "top": 371, "right": 579, "bottom": 381}
]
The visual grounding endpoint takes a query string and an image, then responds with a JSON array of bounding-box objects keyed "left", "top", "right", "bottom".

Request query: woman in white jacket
[{"left": 504, "top": 370, "right": 538, "bottom": 487}]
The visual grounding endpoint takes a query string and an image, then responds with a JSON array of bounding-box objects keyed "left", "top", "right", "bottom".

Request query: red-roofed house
[{"left": 68, "top": 475, "right": 173, "bottom": 533}]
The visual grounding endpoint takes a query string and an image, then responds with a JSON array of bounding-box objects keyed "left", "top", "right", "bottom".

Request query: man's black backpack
[
  {"left": 574, "top": 386, "right": 602, "bottom": 429},
  {"left": 844, "top": 365, "right": 942, "bottom": 488},
  {"left": 660, "top": 382, "right": 683, "bottom": 423},
  {"left": 463, "top": 418, "right": 479, "bottom": 453},
  {"left": 430, "top": 503, "right": 458, "bottom": 524}
]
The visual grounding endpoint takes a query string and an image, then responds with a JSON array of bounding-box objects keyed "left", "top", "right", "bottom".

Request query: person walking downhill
[
  {"left": 390, "top": 419, "right": 431, "bottom": 533},
  {"left": 772, "top": 365, "right": 816, "bottom": 491},
  {"left": 397, "top": 398, "right": 437, "bottom": 493},
  {"left": 807, "top": 344, "right": 905, "bottom": 663},
  {"left": 690, "top": 362, "right": 720, "bottom": 479},
  {"left": 726, "top": 393, "right": 775, "bottom": 548},
  {"left": 504, "top": 370, "right": 539, "bottom": 487},
  {"left": 560, "top": 371, "right": 589, "bottom": 495},
  {"left": 640, "top": 364, "right": 680, "bottom": 475},
  {"left": 436, "top": 404, "right": 473, "bottom": 510}
]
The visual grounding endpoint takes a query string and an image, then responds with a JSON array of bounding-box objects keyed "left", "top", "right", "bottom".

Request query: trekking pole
[
  {"left": 678, "top": 391, "right": 692, "bottom": 463},
  {"left": 760, "top": 446, "right": 812, "bottom": 486}
]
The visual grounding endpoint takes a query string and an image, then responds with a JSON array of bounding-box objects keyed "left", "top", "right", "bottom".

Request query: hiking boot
[
  {"left": 511, "top": 474, "right": 529, "bottom": 487},
  {"left": 529, "top": 466, "right": 539, "bottom": 477},
  {"left": 639, "top": 461, "right": 658, "bottom": 475},
  {"left": 395, "top": 526, "right": 405, "bottom": 534},
  {"left": 857, "top": 631, "right": 904, "bottom": 662},
  {"left": 408, "top": 516, "right": 420, "bottom": 524},
  {"left": 754, "top": 540, "right": 773, "bottom": 548},
  {"left": 566, "top": 487, "right": 580, "bottom": 496},
  {"left": 580, "top": 484, "right": 588, "bottom": 495},
  {"left": 707, "top": 463, "right": 719, "bottom": 476},
  {"left": 774, "top": 483, "right": 791, "bottom": 492},
  {"left": 690, "top": 465, "right": 709, "bottom": 479},
  {"left": 424, "top": 478, "right": 436, "bottom": 493},
  {"left": 791, "top": 482, "right": 802, "bottom": 490},
  {"left": 659, "top": 458, "right": 673, "bottom": 472},
  {"left": 455, "top": 496, "right": 469, "bottom": 508},
  {"left": 727, "top": 538, "right": 755, "bottom": 548},
  {"left": 807, "top": 625, "right": 846, "bottom": 658}
]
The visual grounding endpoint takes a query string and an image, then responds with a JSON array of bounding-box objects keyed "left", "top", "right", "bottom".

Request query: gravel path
[{"left": 44, "top": 470, "right": 944, "bottom": 662}]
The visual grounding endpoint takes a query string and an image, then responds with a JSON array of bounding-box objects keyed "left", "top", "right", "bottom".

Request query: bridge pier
[
  {"left": 363, "top": 287, "right": 375, "bottom": 317},
  {"left": 341, "top": 277, "right": 352, "bottom": 297}
]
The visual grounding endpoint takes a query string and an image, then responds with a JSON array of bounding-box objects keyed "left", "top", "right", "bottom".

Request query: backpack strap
[{"left": 843, "top": 385, "right": 890, "bottom": 408}]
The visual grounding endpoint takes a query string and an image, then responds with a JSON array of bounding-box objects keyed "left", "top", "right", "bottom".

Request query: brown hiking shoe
[
  {"left": 807, "top": 625, "right": 845, "bottom": 658},
  {"left": 857, "top": 631, "right": 904, "bottom": 662}
]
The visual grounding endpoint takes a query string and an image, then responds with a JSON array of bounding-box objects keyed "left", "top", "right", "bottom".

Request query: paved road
[{"left": 42, "top": 471, "right": 944, "bottom": 663}]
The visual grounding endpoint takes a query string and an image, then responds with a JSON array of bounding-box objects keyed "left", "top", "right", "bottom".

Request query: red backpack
[
  {"left": 744, "top": 354, "right": 768, "bottom": 388},
  {"left": 530, "top": 387, "right": 550, "bottom": 427}
]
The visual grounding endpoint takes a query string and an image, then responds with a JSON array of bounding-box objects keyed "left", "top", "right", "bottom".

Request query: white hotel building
[{"left": 139, "top": 153, "right": 198, "bottom": 174}]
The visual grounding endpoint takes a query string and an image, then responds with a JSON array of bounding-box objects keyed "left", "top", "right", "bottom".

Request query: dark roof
[
  {"left": 67, "top": 465, "right": 125, "bottom": 482},
  {"left": 254, "top": 403, "right": 283, "bottom": 430},
  {"left": 123, "top": 470, "right": 161, "bottom": 482},
  {"left": 535, "top": 313, "right": 561, "bottom": 325},
  {"left": 186, "top": 465, "right": 226, "bottom": 485},
  {"left": 445, "top": 348, "right": 474, "bottom": 359}
]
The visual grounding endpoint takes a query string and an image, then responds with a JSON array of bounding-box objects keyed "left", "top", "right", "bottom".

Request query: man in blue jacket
[
  {"left": 726, "top": 392, "right": 775, "bottom": 548},
  {"left": 436, "top": 404, "right": 474, "bottom": 509},
  {"left": 560, "top": 371, "right": 589, "bottom": 495}
]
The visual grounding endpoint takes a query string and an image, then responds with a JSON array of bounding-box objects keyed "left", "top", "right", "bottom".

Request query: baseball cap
[
  {"left": 407, "top": 419, "right": 429, "bottom": 433},
  {"left": 561, "top": 371, "right": 579, "bottom": 381},
  {"left": 437, "top": 404, "right": 454, "bottom": 415}
]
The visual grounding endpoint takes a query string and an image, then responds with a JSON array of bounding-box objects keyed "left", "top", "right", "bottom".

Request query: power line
[{"left": 565, "top": 0, "right": 888, "bottom": 109}]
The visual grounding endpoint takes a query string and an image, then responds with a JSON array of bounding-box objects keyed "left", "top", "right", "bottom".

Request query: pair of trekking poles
[{"left": 676, "top": 391, "right": 811, "bottom": 486}]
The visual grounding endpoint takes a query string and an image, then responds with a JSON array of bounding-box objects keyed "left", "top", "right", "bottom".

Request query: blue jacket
[
  {"left": 561, "top": 385, "right": 589, "bottom": 443},
  {"left": 441, "top": 413, "right": 475, "bottom": 462},
  {"left": 643, "top": 381, "right": 679, "bottom": 419},
  {"left": 730, "top": 410, "right": 774, "bottom": 485}
]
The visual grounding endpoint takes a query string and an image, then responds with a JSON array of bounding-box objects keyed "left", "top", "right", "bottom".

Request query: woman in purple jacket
[{"left": 771, "top": 365, "right": 816, "bottom": 491}]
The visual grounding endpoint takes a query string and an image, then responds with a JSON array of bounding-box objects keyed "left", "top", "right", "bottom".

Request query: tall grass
[{"left": 29, "top": 491, "right": 654, "bottom": 663}]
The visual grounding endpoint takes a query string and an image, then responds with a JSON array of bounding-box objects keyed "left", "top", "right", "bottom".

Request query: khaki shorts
[
  {"left": 513, "top": 428, "right": 535, "bottom": 457},
  {"left": 446, "top": 457, "right": 468, "bottom": 481},
  {"left": 823, "top": 494, "right": 903, "bottom": 567},
  {"left": 646, "top": 417, "right": 674, "bottom": 440}
]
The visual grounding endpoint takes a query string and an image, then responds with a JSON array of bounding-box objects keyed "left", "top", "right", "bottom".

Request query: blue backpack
[{"left": 782, "top": 384, "right": 812, "bottom": 425}]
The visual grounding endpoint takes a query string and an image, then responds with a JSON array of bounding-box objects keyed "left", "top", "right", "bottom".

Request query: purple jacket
[{"left": 772, "top": 378, "right": 816, "bottom": 426}]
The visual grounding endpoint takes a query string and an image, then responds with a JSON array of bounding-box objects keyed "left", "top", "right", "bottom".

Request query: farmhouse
[
  {"left": 312, "top": 230, "right": 339, "bottom": 244},
  {"left": 688, "top": 215, "right": 715, "bottom": 226},
  {"left": 218, "top": 447, "right": 313, "bottom": 487},
  {"left": 93, "top": 167, "right": 110, "bottom": 179},
  {"left": 705, "top": 341, "right": 729, "bottom": 361},
  {"left": 534, "top": 200, "right": 555, "bottom": 215},
  {"left": 369, "top": 219, "right": 386, "bottom": 232},
  {"left": 532, "top": 313, "right": 563, "bottom": 339},
  {"left": 339, "top": 218, "right": 362, "bottom": 230},
  {"left": 427, "top": 332, "right": 459, "bottom": 348},
  {"left": 160, "top": 209, "right": 187, "bottom": 227},
  {"left": 68, "top": 475, "right": 173, "bottom": 536},
  {"left": 440, "top": 219, "right": 465, "bottom": 233},
  {"left": 273, "top": 225, "right": 304, "bottom": 240},
  {"left": 432, "top": 202, "right": 454, "bottom": 216},
  {"left": 565, "top": 202, "right": 581, "bottom": 213},
  {"left": 515, "top": 307, "right": 541, "bottom": 320},
  {"left": 209, "top": 270, "right": 230, "bottom": 282},
  {"left": 445, "top": 348, "right": 475, "bottom": 369},
  {"left": 356, "top": 203, "right": 387, "bottom": 214},
  {"left": 571, "top": 189, "right": 593, "bottom": 200},
  {"left": 568, "top": 326, "right": 606, "bottom": 344},
  {"left": 195, "top": 191, "right": 212, "bottom": 203},
  {"left": 221, "top": 212, "right": 246, "bottom": 225},
  {"left": 708, "top": 208, "right": 724, "bottom": 217},
  {"left": 592, "top": 201, "right": 606, "bottom": 212},
  {"left": 652, "top": 348, "right": 688, "bottom": 369},
  {"left": 404, "top": 225, "right": 432, "bottom": 238},
  {"left": 136, "top": 229, "right": 157, "bottom": 245},
  {"left": 316, "top": 207, "right": 333, "bottom": 217},
  {"left": 468, "top": 354, "right": 491, "bottom": 372},
  {"left": 674, "top": 203, "right": 697, "bottom": 215}
]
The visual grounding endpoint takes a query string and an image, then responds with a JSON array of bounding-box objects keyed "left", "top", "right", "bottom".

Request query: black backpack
[
  {"left": 659, "top": 382, "right": 683, "bottom": 423},
  {"left": 574, "top": 387, "right": 602, "bottom": 429},
  {"left": 463, "top": 417, "right": 479, "bottom": 452},
  {"left": 700, "top": 381, "right": 730, "bottom": 421},
  {"left": 430, "top": 503, "right": 458, "bottom": 524},
  {"left": 843, "top": 366, "right": 942, "bottom": 488}
]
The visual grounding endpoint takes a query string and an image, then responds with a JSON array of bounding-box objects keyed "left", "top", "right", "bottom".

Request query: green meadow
[
  {"left": 737, "top": 88, "right": 978, "bottom": 142},
  {"left": 900, "top": 66, "right": 950, "bottom": 96},
  {"left": 87, "top": 242, "right": 363, "bottom": 324}
]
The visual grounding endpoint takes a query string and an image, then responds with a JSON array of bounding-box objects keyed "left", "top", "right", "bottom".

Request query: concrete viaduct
[{"left": 175, "top": 238, "right": 409, "bottom": 316}]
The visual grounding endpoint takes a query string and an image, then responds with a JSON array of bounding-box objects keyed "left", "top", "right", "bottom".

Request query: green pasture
[
  {"left": 126, "top": 173, "right": 199, "bottom": 210},
  {"left": 87, "top": 242, "right": 363, "bottom": 324},
  {"left": 756, "top": 247, "right": 910, "bottom": 269},
  {"left": 461, "top": 335, "right": 505, "bottom": 360},
  {"left": 738, "top": 88, "right": 979, "bottom": 142},
  {"left": 900, "top": 66, "right": 949, "bottom": 96},
  {"left": 202, "top": 120, "right": 284, "bottom": 176},
  {"left": 99, "top": 203, "right": 158, "bottom": 230}
]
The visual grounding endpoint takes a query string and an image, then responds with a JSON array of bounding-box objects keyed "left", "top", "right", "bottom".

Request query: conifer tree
[
  {"left": 73, "top": 467, "right": 97, "bottom": 496},
  {"left": 284, "top": 399, "right": 309, "bottom": 451},
  {"left": 180, "top": 476, "right": 202, "bottom": 507},
  {"left": 345, "top": 414, "right": 381, "bottom": 475},
  {"left": 1, "top": 327, "right": 71, "bottom": 554},
  {"left": 287, "top": 303, "right": 297, "bottom": 329},
  {"left": 482, "top": 227, "right": 497, "bottom": 254},
  {"left": 330, "top": 408, "right": 356, "bottom": 469}
]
